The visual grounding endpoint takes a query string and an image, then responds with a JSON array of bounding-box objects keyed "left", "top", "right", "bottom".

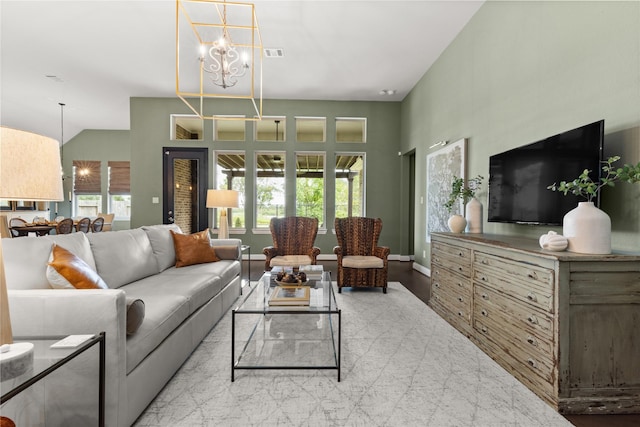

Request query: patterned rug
[{"left": 133, "top": 282, "right": 572, "bottom": 426}]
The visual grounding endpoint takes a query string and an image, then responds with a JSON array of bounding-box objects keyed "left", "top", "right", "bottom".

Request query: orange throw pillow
[
  {"left": 47, "top": 244, "right": 108, "bottom": 289},
  {"left": 171, "top": 229, "right": 220, "bottom": 268}
]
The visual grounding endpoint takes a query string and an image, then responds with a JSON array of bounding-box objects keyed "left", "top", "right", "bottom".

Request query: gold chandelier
[{"left": 176, "top": 0, "right": 263, "bottom": 120}]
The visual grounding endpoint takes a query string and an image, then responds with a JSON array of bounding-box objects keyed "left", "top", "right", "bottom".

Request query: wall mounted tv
[{"left": 488, "top": 120, "right": 604, "bottom": 226}]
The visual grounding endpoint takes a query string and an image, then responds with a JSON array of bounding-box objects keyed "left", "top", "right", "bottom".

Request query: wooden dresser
[{"left": 429, "top": 232, "right": 640, "bottom": 414}]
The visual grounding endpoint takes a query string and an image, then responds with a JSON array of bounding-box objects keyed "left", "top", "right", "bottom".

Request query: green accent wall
[
  {"left": 401, "top": 1, "right": 640, "bottom": 269},
  {"left": 129, "top": 97, "right": 402, "bottom": 255}
]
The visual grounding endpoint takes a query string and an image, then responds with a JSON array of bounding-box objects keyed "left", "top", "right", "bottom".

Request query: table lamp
[
  {"left": 1, "top": 126, "right": 64, "bottom": 379},
  {"left": 206, "top": 189, "right": 239, "bottom": 239}
]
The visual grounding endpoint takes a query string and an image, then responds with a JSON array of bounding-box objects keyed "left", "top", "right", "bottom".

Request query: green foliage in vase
[
  {"left": 445, "top": 175, "right": 484, "bottom": 213},
  {"left": 547, "top": 156, "right": 640, "bottom": 202}
]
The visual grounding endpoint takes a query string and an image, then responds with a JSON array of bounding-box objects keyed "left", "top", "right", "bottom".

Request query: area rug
[{"left": 133, "top": 282, "right": 572, "bottom": 426}]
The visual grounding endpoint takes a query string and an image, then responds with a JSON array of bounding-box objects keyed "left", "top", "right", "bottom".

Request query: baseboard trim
[
  {"left": 412, "top": 262, "right": 430, "bottom": 277},
  {"left": 245, "top": 253, "right": 415, "bottom": 262}
]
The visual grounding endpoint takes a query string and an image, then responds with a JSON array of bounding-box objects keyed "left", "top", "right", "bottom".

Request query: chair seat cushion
[
  {"left": 270, "top": 255, "right": 312, "bottom": 267},
  {"left": 342, "top": 255, "right": 384, "bottom": 269}
]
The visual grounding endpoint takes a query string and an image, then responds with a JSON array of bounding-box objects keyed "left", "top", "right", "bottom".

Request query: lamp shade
[
  {"left": 0, "top": 126, "right": 64, "bottom": 201},
  {"left": 206, "top": 189, "right": 239, "bottom": 209}
]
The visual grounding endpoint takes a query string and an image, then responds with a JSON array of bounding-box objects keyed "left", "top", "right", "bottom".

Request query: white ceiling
[{"left": 0, "top": 0, "right": 483, "bottom": 143}]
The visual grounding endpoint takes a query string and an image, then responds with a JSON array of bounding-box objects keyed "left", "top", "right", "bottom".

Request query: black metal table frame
[
  {"left": 1, "top": 332, "right": 106, "bottom": 427},
  {"left": 231, "top": 275, "right": 341, "bottom": 382}
]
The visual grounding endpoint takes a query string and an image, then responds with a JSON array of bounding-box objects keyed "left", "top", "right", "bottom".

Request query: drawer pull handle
[
  {"left": 527, "top": 292, "right": 537, "bottom": 302},
  {"left": 527, "top": 272, "right": 537, "bottom": 280},
  {"left": 458, "top": 252, "right": 464, "bottom": 257},
  {"left": 481, "top": 326, "right": 488, "bottom": 333},
  {"left": 434, "top": 282, "right": 440, "bottom": 288},
  {"left": 457, "top": 311, "right": 463, "bottom": 317},
  {"left": 481, "top": 276, "right": 487, "bottom": 282},
  {"left": 527, "top": 358, "right": 537, "bottom": 368},
  {"left": 481, "top": 293, "right": 488, "bottom": 300},
  {"left": 526, "top": 336, "right": 538, "bottom": 347},
  {"left": 481, "top": 309, "right": 488, "bottom": 317},
  {"left": 458, "top": 267, "right": 463, "bottom": 272},
  {"left": 457, "top": 282, "right": 463, "bottom": 287},
  {"left": 458, "top": 296, "right": 464, "bottom": 302},
  {"left": 527, "top": 315, "right": 539, "bottom": 325},
  {"left": 481, "top": 259, "right": 489, "bottom": 265}
]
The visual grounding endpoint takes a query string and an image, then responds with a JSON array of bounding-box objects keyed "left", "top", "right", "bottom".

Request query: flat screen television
[{"left": 488, "top": 120, "right": 604, "bottom": 226}]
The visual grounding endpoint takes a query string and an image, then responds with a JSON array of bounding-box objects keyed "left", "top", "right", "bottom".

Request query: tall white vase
[
  {"left": 563, "top": 201, "right": 611, "bottom": 254},
  {"left": 465, "top": 197, "right": 483, "bottom": 233}
]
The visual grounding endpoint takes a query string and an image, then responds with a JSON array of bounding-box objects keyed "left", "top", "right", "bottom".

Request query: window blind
[
  {"left": 73, "top": 160, "right": 101, "bottom": 194},
  {"left": 108, "top": 161, "right": 130, "bottom": 194}
]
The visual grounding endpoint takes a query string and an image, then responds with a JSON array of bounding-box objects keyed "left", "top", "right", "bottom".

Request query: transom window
[
  {"left": 255, "top": 116, "right": 286, "bottom": 142},
  {"left": 336, "top": 117, "right": 366, "bottom": 143}
]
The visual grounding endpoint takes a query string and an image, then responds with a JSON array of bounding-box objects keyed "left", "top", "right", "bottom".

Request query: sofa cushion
[
  {"left": 161, "top": 260, "right": 240, "bottom": 293},
  {"left": 2, "top": 232, "right": 96, "bottom": 290},
  {"left": 47, "top": 244, "right": 108, "bottom": 289},
  {"left": 87, "top": 229, "right": 160, "bottom": 288},
  {"left": 171, "top": 229, "right": 220, "bottom": 267},
  {"left": 126, "top": 298, "right": 145, "bottom": 335},
  {"left": 142, "top": 224, "right": 182, "bottom": 272}
]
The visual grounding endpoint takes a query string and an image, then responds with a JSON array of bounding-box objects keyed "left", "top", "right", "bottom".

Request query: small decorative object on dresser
[
  {"left": 548, "top": 156, "right": 640, "bottom": 254},
  {"left": 538, "top": 231, "right": 568, "bottom": 251},
  {"left": 445, "top": 175, "right": 484, "bottom": 233}
]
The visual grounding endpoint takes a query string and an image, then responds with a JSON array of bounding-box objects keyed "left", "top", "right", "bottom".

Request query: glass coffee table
[{"left": 232, "top": 271, "right": 341, "bottom": 381}]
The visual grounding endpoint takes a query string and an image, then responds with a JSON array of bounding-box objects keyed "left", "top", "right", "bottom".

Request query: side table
[{"left": 1, "top": 332, "right": 105, "bottom": 426}]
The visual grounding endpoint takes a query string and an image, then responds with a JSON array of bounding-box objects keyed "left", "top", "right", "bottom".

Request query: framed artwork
[
  {"left": 0, "top": 200, "right": 11, "bottom": 211},
  {"left": 426, "top": 138, "right": 466, "bottom": 242},
  {"left": 14, "top": 201, "right": 36, "bottom": 211}
]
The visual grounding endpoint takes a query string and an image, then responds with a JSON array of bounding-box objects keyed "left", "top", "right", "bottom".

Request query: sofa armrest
[
  {"left": 210, "top": 238, "right": 242, "bottom": 260},
  {"left": 8, "top": 289, "right": 128, "bottom": 427}
]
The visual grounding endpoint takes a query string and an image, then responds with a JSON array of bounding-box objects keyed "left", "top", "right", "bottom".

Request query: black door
[{"left": 162, "top": 147, "right": 208, "bottom": 233}]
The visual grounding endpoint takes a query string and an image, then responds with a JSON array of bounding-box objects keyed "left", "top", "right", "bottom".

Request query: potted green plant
[
  {"left": 547, "top": 156, "right": 640, "bottom": 254},
  {"left": 445, "top": 175, "right": 484, "bottom": 233}
]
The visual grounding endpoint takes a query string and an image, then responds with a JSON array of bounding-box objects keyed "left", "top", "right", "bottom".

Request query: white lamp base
[
  {"left": 0, "top": 342, "right": 34, "bottom": 381},
  {"left": 218, "top": 210, "right": 229, "bottom": 239}
]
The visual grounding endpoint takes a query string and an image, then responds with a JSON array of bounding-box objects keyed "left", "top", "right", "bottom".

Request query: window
[
  {"left": 296, "top": 152, "right": 325, "bottom": 227},
  {"left": 73, "top": 160, "right": 102, "bottom": 217},
  {"left": 336, "top": 117, "right": 367, "bottom": 143},
  {"left": 214, "top": 117, "right": 246, "bottom": 141},
  {"left": 255, "top": 152, "right": 286, "bottom": 227},
  {"left": 296, "top": 117, "right": 326, "bottom": 142},
  {"left": 335, "top": 153, "right": 365, "bottom": 217},
  {"left": 108, "top": 161, "right": 131, "bottom": 219},
  {"left": 215, "top": 151, "right": 245, "bottom": 229},
  {"left": 255, "top": 116, "right": 285, "bottom": 142},
  {"left": 171, "top": 114, "right": 203, "bottom": 140}
]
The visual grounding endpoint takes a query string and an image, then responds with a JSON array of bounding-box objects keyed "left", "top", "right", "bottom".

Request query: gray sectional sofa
[{"left": 3, "top": 224, "right": 242, "bottom": 426}]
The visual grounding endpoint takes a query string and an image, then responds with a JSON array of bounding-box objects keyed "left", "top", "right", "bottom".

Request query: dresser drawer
[
  {"left": 432, "top": 284, "right": 471, "bottom": 324},
  {"left": 475, "top": 317, "right": 555, "bottom": 383},
  {"left": 474, "top": 284, "right": 553, "bottom": 342},
  {"left": 474, "top": 252, "right": 554, "bottom": 313},
  {"left": 432, "top": 242, "right": 472, "bottom": 277}
]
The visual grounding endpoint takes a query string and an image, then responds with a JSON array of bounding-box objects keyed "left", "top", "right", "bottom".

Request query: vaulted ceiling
[{"left": 0, "top": 0, "right": 483, "bottom": 143}]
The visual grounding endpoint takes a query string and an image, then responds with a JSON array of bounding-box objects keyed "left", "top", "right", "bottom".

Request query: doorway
[
  {"left": 401, "top": 150, "right": 416, "bottom": 258},
  {"left": 162, "top": 147, "right": 208, "bottom": 233}
]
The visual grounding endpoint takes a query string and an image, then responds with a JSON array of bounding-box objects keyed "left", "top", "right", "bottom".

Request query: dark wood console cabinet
[{"left": 430, "top": 232, "right": 640, "bottom": 414}]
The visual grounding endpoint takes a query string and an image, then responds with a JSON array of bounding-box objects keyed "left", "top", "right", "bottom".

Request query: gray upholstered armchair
[
  {"left": 263, "top": 216, "right": 321, "bottom": 271},
  {"left": 334, "top": 217, "right": 390, "bottom": 293}
]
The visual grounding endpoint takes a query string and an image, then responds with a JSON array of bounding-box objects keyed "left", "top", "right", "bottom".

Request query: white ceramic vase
[
  {"left": 448, "top": 214, "right": 467, "bottom": 233},
  {"left": 563, "top": 201, "right": 611, "bottom": 254},
  {"left": 465, "top": 197, "right": 483, "bottom": 233}
]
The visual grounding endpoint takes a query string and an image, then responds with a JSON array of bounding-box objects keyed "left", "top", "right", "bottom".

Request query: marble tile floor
[{"left": 134, "top": 281, "right": 573, "bottom": 426}]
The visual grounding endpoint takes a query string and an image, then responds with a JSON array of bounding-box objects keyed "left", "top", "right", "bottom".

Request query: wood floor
[{"left": 246, "top": 259, "right": 639, "bottom": 427}]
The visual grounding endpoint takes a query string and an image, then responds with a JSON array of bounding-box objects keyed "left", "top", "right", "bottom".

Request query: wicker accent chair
[
  {"left": 263, "top": 216, "right": 321, "bottom": 271},
  {"left": 334, "top": 217, "right": 390, "bottom": 293}
]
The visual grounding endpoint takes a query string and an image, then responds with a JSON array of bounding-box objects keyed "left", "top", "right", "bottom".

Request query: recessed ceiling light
[{"left": 379, "top": 89, "right": 396, "bottom": 96}]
